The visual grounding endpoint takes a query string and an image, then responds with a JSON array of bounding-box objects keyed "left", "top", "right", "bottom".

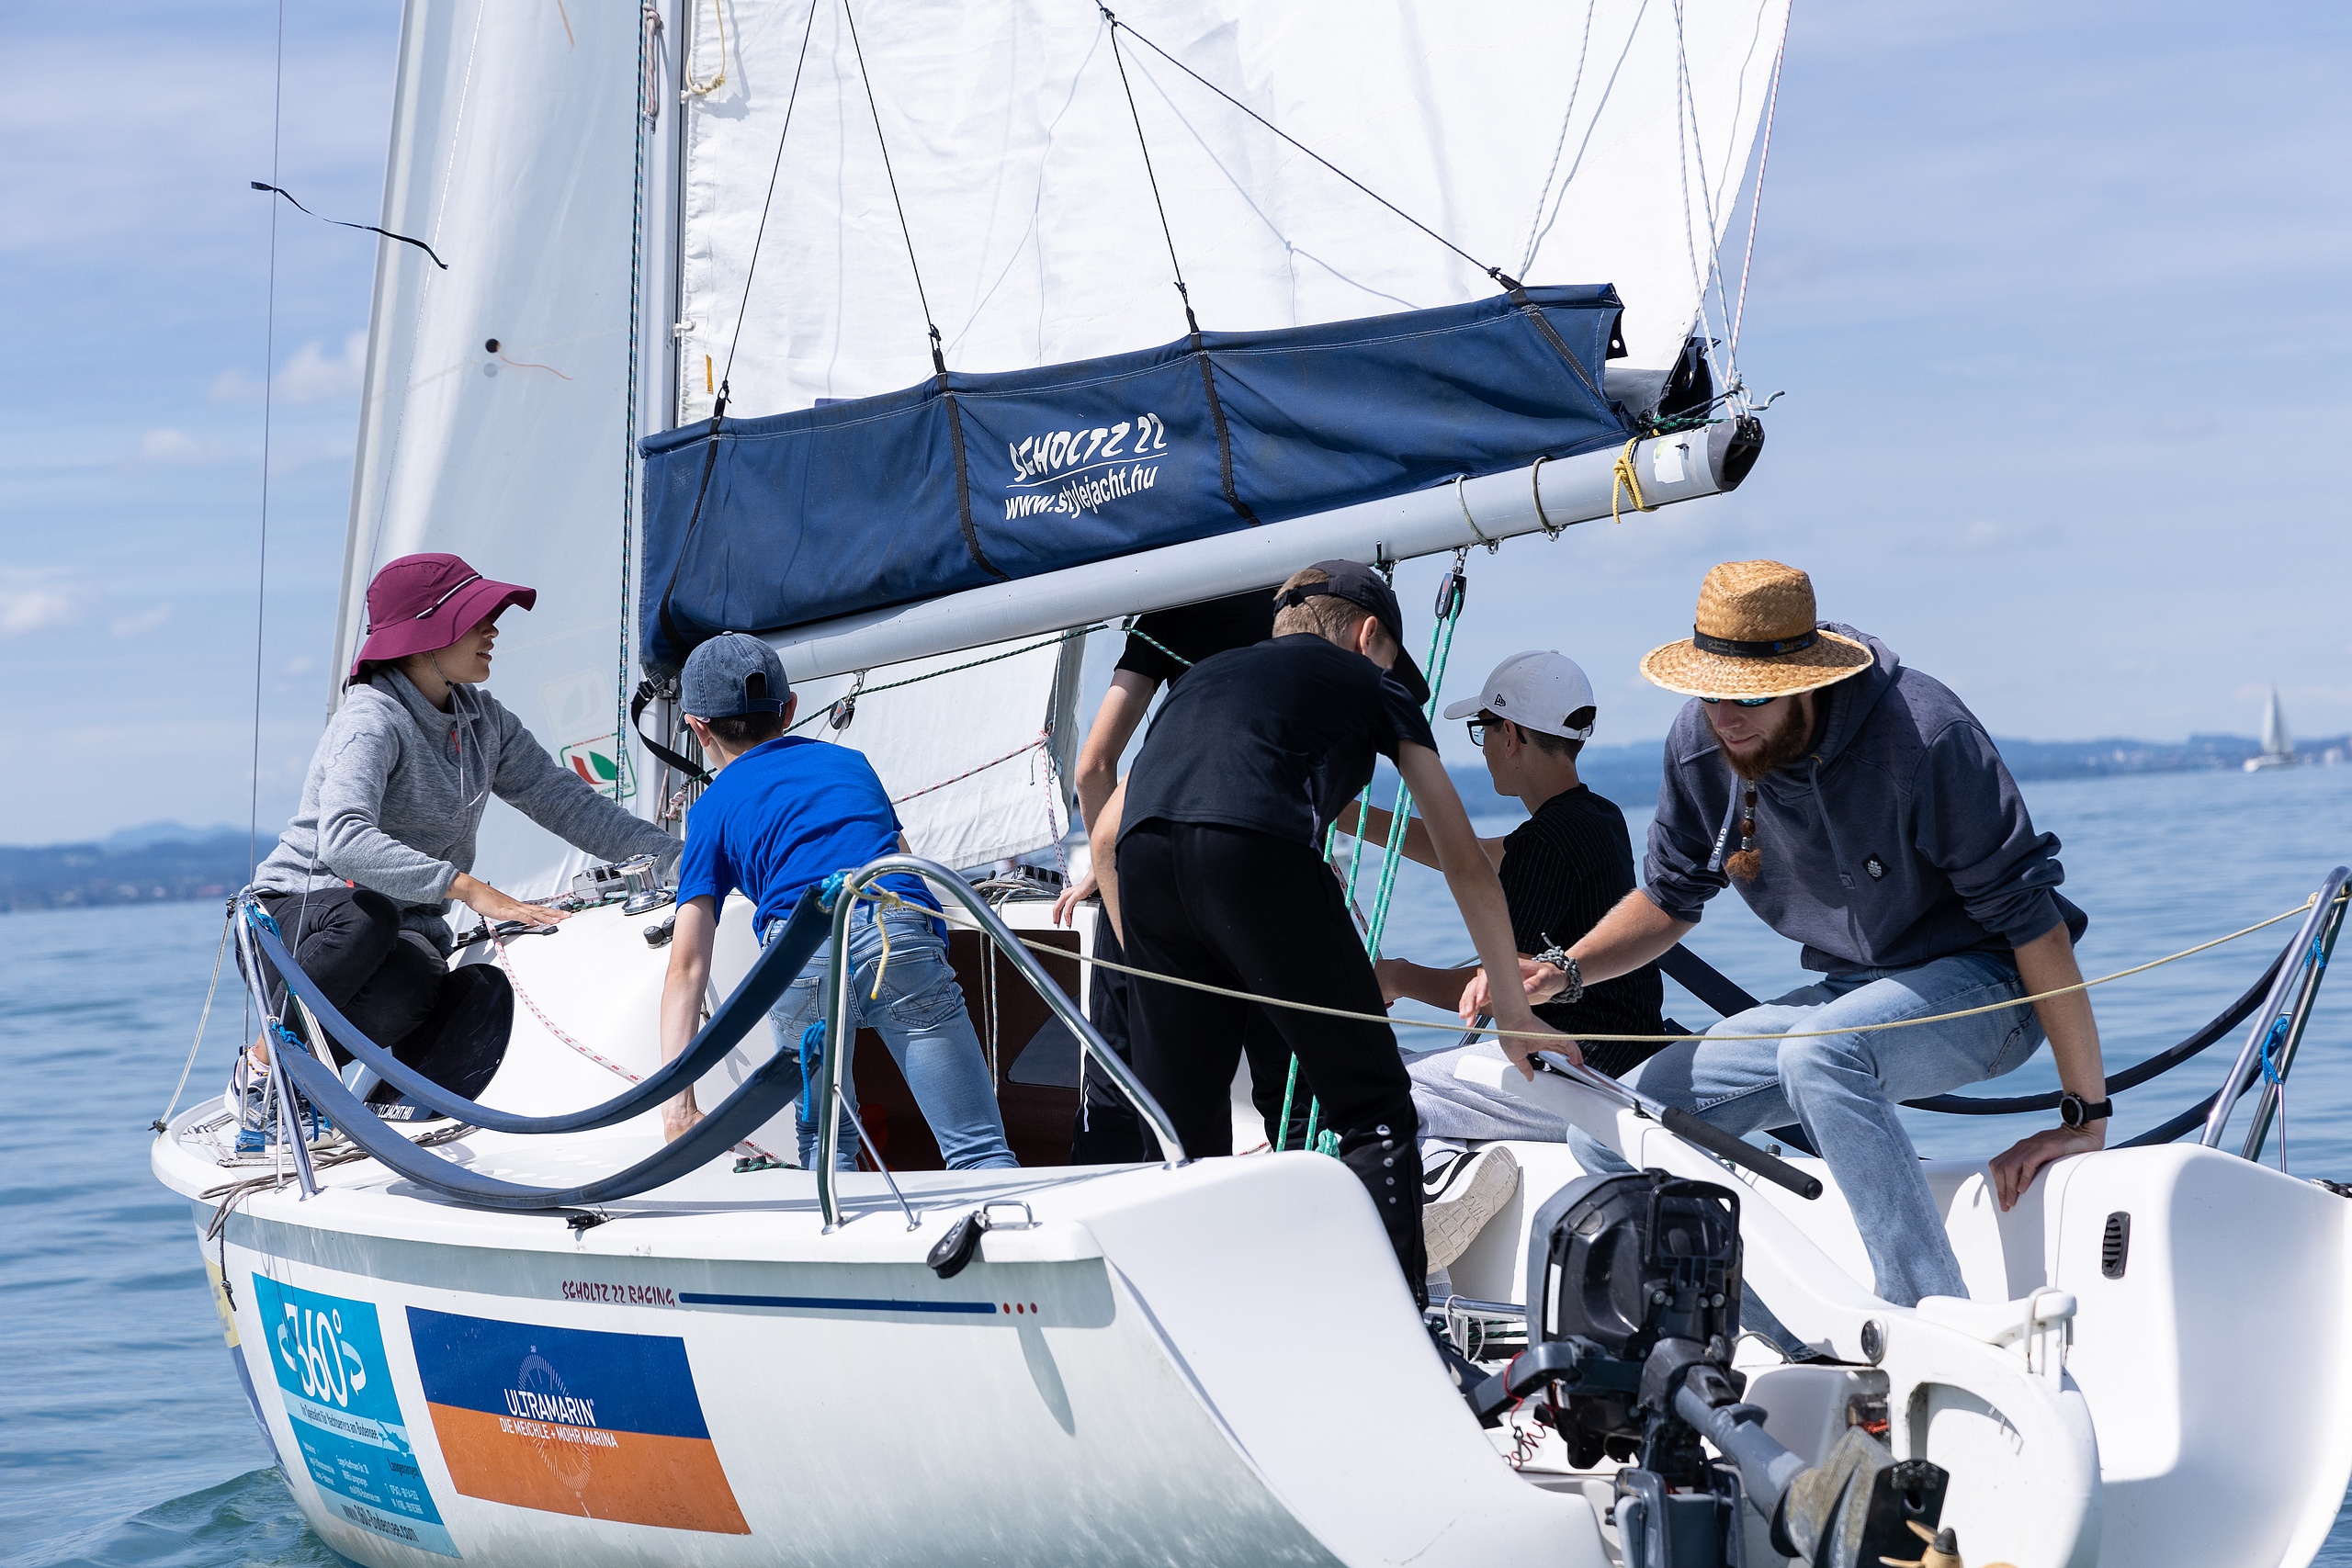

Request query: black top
[
  {"left": 1119, "top": 634, "right": 1437, "bottom": 850},
  {"left": 1112, "top": 589, "right": 1278, "bottom": 688},
  {"left": 1498, "top": 784, "right": 1666, "bottom": 1073}
]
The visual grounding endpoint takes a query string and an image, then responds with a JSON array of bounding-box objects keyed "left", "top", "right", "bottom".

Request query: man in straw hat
[{"left": 1465, "top": 559, "right": 2109, "bottom": 1308}]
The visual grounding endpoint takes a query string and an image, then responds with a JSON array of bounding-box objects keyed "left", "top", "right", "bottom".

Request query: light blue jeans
[
  {"left": 1568, "top": 950, "right": 2043, "bottom": 1307},
  {"left": 766, "top": 905, "right": 1018, "bottom": 1172}
]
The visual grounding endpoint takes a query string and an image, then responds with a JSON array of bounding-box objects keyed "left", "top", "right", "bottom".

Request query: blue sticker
[{"left": 252, "top": 1276, "right": 459, "bottom": 1558}]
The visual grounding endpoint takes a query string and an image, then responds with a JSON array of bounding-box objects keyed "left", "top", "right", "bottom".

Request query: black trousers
[
  {"left": 1070, "top": 916, "right": 1313, "bottom": 1163},
  {"left": 254, "top": 886, "right": 511, "bottom": 1103},
  {"left": 1116, "top": 820, "right": 1425, "bottom": 1292}
]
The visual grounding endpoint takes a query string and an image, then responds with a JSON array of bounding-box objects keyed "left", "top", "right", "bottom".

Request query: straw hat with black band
[{"left": 1638, "top": 559, "right": 1874, "bottom": 701}]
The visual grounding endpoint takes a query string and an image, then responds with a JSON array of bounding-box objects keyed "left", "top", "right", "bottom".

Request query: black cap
[{"left": 1276, "top": 559, "right": 1430, "bottom": 705}]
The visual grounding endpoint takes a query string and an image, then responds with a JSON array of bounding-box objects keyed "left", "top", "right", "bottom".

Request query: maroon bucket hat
[{"left": 349, "top": 553, "right": 536, "bottom": 680}]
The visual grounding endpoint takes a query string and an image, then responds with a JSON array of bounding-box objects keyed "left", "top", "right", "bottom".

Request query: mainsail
[{"left": 334, "top": 0, "right": 1791, "bottom": 889}]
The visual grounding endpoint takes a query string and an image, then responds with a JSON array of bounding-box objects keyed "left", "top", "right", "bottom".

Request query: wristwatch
[
  {"left": 2058, "top": 1091, "right": 2112, "bottom": 1130},
  {"left": 1533, "top": 940, "right": 1583, "bottom": 1006}
]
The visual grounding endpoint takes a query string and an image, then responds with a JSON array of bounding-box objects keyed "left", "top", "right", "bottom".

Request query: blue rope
[
  {"left": 818, "top": 870, "right": 851, "bottom": 911},
  {"left": 799, "top": 1021, "right": 826, "bottom": 1109},
  {"left": 2260, "top": 1015, "right": 2290, "bottom": 1085}
]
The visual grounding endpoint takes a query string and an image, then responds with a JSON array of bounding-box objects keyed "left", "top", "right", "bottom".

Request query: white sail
[
  {"left": 335, "top": 1, "right": 659, "bottom": 899},
  {"left": 674, "top": 0, "right": 1789, "bottom": 423},
  {"left": 2263, "top": 686, "right": 2293, "bottom": 759},
  {"left": 665, "top": 0, "right": 1786, "bottom": 852}
]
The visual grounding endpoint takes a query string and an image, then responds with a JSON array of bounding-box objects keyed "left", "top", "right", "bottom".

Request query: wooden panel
[{"left": 846, "top": 926, "right": 1083, "bottom": 1171}]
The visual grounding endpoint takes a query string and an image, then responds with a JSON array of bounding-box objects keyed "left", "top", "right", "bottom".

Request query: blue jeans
[
  {"left": 1568, "top": 950, "right": 2042, "bottom": 1307},
  {"left": 765, "top": 906, "right": 1017, "bottom": 1172}
]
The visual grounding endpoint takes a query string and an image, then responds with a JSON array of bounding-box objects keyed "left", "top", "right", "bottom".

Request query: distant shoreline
[{"left": 7, "top": 731, "right": 2344, "bottom": 911}]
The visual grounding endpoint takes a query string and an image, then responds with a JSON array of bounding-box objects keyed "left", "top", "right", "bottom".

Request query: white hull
[{"left": 158, "top": 897, "right": 2352, "bottom": 1567}]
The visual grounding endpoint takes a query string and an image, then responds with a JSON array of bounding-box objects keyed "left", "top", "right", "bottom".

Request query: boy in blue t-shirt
[{"left": 657, "top": 633, "right": 1016, "bottom": 1170}]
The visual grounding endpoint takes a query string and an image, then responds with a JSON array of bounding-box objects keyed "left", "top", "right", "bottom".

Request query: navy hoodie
[{"left": 1644, "top": 625, "right": 2086, "bottom": 976}]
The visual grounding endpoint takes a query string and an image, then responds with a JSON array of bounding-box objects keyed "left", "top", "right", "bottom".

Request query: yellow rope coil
[
  {"left": 1610, "top": 435, "right": 1654, "bottom": 525},
  {"left": 685, "top": 0, "right": 727, "bottom": 96}
]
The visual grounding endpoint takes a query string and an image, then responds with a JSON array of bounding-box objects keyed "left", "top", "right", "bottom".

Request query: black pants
[
  {"left": 1071, "top": 916, "right": 1313, "bottom": 1163},
  {"left": 1117, "top": 820, "right": 1425, "bottom": 1293},
  {"left": 254, "top": 887, "right": 510, "bottom": 1104}
]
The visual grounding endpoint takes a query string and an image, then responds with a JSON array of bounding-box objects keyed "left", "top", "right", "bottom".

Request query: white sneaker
[{"left": 1421, "top": 1144, "right": 1520, "bottom": 1270}]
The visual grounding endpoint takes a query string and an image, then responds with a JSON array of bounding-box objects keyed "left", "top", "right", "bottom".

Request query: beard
[
  {"left": 1721, "top": 696, "right": 1812, "bottom": 883},
  {"left": 1722, "top": 697, "right": 1814, "bottom": 781}
]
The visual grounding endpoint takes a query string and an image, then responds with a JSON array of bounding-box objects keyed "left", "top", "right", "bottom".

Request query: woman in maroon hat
[{"left": 242, "top": 553, "right": 677, "bottom": 1129}]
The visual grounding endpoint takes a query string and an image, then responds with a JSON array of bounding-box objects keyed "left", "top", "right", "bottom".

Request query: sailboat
[
  {"left": 2247, "top": 686, "right": 2297, "bottom": 772},
  {"left": 154, "top": 5, "right": 2352, "bottom": 1566}
]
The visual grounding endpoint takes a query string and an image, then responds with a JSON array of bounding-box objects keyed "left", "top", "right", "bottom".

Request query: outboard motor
[{"left": 1465, "top": 1170, "right": 1949, "bottom": 1568}]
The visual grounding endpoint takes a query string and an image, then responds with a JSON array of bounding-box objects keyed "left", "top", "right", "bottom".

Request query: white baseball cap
[{"left": 1442, "top": 650, "right": 1598, "bottom": 739}]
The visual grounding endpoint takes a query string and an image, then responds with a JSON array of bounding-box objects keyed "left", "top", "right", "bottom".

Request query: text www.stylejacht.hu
[{"left": 1006, "top": 461, "right": 1159, "bottom": 519}]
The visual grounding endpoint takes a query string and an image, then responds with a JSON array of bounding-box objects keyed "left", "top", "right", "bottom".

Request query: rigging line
[
  {"left": 1518, "top": 0, "right": 1600, "bottom": 279},
  {"left": 838, "top": 0, "right": 947, "bottom": 371},
  {"left": 719, "top": 0, "right": 822, "bottom": 397},
  {"left": 1730, "top": 15, "right": 1787, "bottom": 354},
  {"left": 890, "top": 889, "right": 2334, "bottom": 1047},
  {"left": 1099, "top": 6, "right": 1193, "bottom": 315},
  {"left": 247, "top": 0, "right": 287, "bottom": 886},
  {"left": 619, "top": 6, "right": 656, "bottom": 807},
  {"left": 1525, "top": 0, "right": 1651, "bottom": 273},
  {"left": 1102, "top": 12, "right": 1519, "bottom": 288},
  {"left": 249, "top": 184, "right": 449, "bottom": 270},
  {"left": 1668, "top": 0, "right": 1732, "bottom": 395}
]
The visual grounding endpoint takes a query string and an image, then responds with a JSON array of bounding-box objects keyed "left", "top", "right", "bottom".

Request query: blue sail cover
[{"left": 639, "top": 285, "right": 1631, "bottom": 669}]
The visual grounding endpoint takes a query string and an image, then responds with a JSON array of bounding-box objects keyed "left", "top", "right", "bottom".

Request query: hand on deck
[
  {"left": 1988, "top": 1122, "right": 2102, "bottom": 1212},
  {"left": 450, "top": 871, "right": 570, "bottom": 930}
]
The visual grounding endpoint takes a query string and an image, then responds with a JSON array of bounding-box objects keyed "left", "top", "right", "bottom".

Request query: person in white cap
[{"left": 1334, "top": 650, "right": 1666, "bottom": 1278}]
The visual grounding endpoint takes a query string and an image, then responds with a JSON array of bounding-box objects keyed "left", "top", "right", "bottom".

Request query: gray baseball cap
[{"left": 680, "top": 632, "right": 789, "bottom": 719}]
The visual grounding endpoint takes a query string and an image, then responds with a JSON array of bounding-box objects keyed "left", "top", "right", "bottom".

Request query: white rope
[
  {"left": 874, "top": 886, "right": 2326, "bottom": 1049},
  {"left": 1728, "top": 11, "right": 1789, "bottom": 355}
]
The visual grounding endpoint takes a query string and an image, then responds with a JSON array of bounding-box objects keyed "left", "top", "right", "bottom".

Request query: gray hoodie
[
  {"left": 1644, "top": 625, "right": 2086, "bottom": 976},
  {"left": 251, "top": 671, "right": 678, "bottom": 946}
]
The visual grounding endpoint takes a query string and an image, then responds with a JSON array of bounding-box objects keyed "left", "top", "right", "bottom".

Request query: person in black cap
[
  {"left": 1051, "top": 587, "right": 1306, "bottom": 1162},
  {"left": 1092, "top": 561, "right": 1562, "bottom": 1296},
  {"left": 657, "top": 633, "right": 1016, "bottom": 1170}
]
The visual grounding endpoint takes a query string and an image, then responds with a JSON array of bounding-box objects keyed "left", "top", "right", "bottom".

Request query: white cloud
[
  {"left": 0, "top": 587, "right": 79, "bottom": 637},
  {"left": 110, "top": 604, "right": 173, "bottom": 637},
  {"left": 132, "top": 426, "right": 230, "bottom": 465},
  {"left": 209, "top": 330, "right": 368, "bottom": 406}
]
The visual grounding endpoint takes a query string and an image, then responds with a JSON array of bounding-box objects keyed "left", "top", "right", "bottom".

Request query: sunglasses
[
  {"left": 1698, "top": 694, "right": 1776, "bottom": 707},
  {"left": 1465, "top": 716, "right": 1507, "bottom": 747}
]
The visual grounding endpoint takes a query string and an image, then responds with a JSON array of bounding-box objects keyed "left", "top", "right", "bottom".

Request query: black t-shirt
[
  {"left": 1498, "top": 785, "right": 1666, "bottom": 1072},
  {"left": 1119, "top": 634, "right": 1437, "bottom": 849},
  {"left": 1112, "top": 589, "right": 1278, "bottom": 688}
]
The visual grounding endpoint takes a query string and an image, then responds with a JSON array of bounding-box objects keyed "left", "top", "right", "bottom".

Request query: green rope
[{"left": 1283, "top": 554, "right": 1470, "bottom": 1156}]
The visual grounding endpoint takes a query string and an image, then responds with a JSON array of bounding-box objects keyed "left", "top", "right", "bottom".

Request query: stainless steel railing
[
  {"left": 813, "top": 855, "right": 1187, "bottom": 1231},
  {"left": 2201, "top": 864, "right": 2348, "bottom": 1152}
]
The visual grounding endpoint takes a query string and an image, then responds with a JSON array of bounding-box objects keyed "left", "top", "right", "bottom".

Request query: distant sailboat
[{"left": 2246, "top": 684, "right": 2297, "bottom": 771}]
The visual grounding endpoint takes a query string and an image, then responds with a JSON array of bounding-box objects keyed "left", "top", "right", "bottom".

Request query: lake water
[{"left": 10, "top": 763, "right": 2352, "bottom": 1564}]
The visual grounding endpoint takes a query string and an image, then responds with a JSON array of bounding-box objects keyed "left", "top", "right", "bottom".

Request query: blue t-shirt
[{"left": 675, "top": 737, "right": 941, "bottom": 940}]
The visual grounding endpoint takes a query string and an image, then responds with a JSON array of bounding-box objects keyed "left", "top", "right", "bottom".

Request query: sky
[{"left": 3, "top": 0, "right": 2348, "bottom": 845}]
